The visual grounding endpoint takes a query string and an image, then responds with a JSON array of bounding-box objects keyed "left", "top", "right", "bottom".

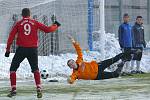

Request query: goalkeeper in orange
[{"left": 67, "top": 36, "right": 125, "bottom": 84}]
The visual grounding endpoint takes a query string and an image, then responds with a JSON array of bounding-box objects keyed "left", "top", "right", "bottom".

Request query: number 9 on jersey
[{"left": 24, "top": 23, "right": 31, "bottom": 35}]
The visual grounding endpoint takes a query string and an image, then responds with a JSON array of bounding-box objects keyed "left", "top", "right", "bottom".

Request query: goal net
[
  {"left": 0, "top": 0, "right": 150, "bottom": 80},
  {"left": 0, "top": 0, "right": 100, "bottom": 79}
]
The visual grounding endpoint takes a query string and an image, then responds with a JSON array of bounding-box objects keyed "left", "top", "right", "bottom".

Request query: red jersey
[{"left": 6, "top": 17, "right": 59, "bottom": 51}]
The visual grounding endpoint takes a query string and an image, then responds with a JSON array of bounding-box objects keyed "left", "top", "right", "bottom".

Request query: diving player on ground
[{"left": 67, "top": 36, "right": 125, "bottom": 84}]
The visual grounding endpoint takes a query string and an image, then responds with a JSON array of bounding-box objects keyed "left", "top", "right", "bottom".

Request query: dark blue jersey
[{"left": 132, "top": 23, "right": 146, "bottom": 48}]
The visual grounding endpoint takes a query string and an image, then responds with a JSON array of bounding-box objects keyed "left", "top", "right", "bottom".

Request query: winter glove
[
  {"left": 5, "top": 51, "right": 10, "bottom": 57},
  {"left": 53, "top": 21, "right": 61, "bottom": 27}
]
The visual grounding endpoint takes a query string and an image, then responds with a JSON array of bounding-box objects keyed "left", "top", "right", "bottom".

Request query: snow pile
[
  {"left": 0, "top": 49, "right": 101, "bottom": 80},
  {"left": 104, "top": 33, "right": 121, "bottom": 58},
  {"left": 0, "top": 33, "right": 150, "bottom": 79},
  {"left": 147, "top": 41, "right": 150, "bottom": 47},
  {"left": 93, "top": 33, "right": 121, "bottom": 58}
]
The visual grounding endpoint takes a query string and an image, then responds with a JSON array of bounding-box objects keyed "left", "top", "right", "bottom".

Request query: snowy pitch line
[{"left": 0, "top": 75, "right": 150, "bottom": 100}]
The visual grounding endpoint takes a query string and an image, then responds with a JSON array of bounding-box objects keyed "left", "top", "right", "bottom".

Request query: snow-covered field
[
  {"left": 0, "top": 74, "right": 150, "bottom": 100},
  {"left": 0, "top": 33, "right": 150, "bottom": 99},
  {"left": 0, "top": 33, "right": 150, "bottom": 80}
]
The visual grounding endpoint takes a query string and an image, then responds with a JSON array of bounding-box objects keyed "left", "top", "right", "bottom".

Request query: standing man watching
[
  {"left": 5, "top": 8, "right": 61, "bottom": 98},
  {"left": 131, "top": 16, "right": 146, "bottom": 74},
  {"left": 118, "top": 13, "right": 133, "bottom": 74}
]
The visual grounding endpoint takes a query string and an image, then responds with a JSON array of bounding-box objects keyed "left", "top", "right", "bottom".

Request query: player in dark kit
[{"left": 5, "top": 8, "right": 61, "bottom": 98}]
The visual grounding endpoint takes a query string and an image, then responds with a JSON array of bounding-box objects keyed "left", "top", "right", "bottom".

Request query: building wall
[
  {"left": 104, "top": 0, "right": 150, "bottom": 41},
  {"left": 0, "top": 0, "right": 90, "bottom": 54},
  {"left": 0, "top": 0, "right": 150, "bottom": 54},
  {"left": 54, "top": 0, "right": 89, "bottom": 53}
]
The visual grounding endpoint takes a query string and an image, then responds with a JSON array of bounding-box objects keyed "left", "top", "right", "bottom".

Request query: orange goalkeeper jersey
[{"left": 70, "top": 42, "right": 99, "bottom": 83}]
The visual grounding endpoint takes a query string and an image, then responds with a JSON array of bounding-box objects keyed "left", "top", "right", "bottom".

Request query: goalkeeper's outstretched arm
[{"left": 67, "top": 35, "right": 83, "bottom": 63}]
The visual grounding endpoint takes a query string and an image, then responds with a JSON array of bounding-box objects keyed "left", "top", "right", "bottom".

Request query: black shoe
[
  {"left": 131, "top": 70, "right": 137, "bottom": 74},
  {"left": 120, "top": 72, "right": 127, "bottom": 76},
  {"left": 37, "top": 88, "right": 42, "bottom": 98},
  {"left": 115, "top": 61, "right": 125, "bottom": 75},
  {"left": 7, "top": 90, "right": 16, "bottom": 97},
  {"left": 136, "top": 70, "right": 145, "bottom": 74},
  {"left": 120, "top": 72, "right": 133, "bottom": 76}
]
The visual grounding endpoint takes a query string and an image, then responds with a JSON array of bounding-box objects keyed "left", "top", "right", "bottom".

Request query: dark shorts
[
  {"left": 95, "top": 53, "right": 123, "bottom": 80},
  {"left": 96, "top": 64, "right": 119, "bottom": 80},
  {"left": 132, "top": 47, "right": 143, "bottom": 61},
  {"left": 10, "top": 47, "right": 38, "bottom": 73},
  {"left": 122, "top": 48, "right": 132, "bottom": 61}
]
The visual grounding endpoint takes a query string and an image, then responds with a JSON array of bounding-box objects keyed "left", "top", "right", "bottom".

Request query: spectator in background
[
  {"left": 131, "top": 16, "right": 146, "bottom": 74},
  {"left": 118, "top": 13, "right": 133, "bottom": 74}
]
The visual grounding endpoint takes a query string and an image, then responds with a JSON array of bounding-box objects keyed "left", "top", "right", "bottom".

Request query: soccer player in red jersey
[{"left": 5, "top": 8, "right": 61, "bottom": 98}]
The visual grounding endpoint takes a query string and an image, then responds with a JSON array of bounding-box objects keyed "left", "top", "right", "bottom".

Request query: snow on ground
[
  {"left": 0, "top": 75, "right": 150, "bottom": 100},
  {"left": 0, "top": 33, "right": 150, "bottom": 80},
  {"left": 0, "top": 33, "right": 150, "bottom": 100},
  {"left": 147, "top": 41, "right": 150, "bottom": 47}
]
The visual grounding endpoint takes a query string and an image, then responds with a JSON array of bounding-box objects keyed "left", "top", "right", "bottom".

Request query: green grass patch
[
  {"left": 0, "top": 73, "right": 150, "bottom": 97},
  {"left": 122, "top": 73, "right": 150, "bottom": 78}
]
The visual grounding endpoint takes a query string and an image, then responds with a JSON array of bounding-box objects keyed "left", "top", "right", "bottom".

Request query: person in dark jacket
[
  {"left": 131, "top": 16, "right": 146, "bottom": 74},
  {"left": 118, "top": 13, "right": 132, "bottom": 74}
]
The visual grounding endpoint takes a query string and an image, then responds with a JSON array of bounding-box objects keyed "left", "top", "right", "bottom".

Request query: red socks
[
  {"left": 10, "top": 70, "right": 41, "bottom": 91},
  {"left": 10, "top": 71, "right": 16, "bottom": 91},
  {"left": 34, "top": 70, "right": 41, "bottom": 89}
]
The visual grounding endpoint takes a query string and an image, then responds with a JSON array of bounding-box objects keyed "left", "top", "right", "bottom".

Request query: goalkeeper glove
[
  {"left": 54, "top": 21, "right": 61, "bottom": 27},
  {"left": 5, "top": 51, "right": 10, "bottom": 57}
]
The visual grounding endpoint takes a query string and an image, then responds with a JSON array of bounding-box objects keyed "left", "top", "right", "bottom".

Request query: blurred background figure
[
  {"left": 118, "top": 13, "right": 132, "bottom": 74},
  {"left": 131, "top": 16, "right": 146, "bottom": 74}
]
